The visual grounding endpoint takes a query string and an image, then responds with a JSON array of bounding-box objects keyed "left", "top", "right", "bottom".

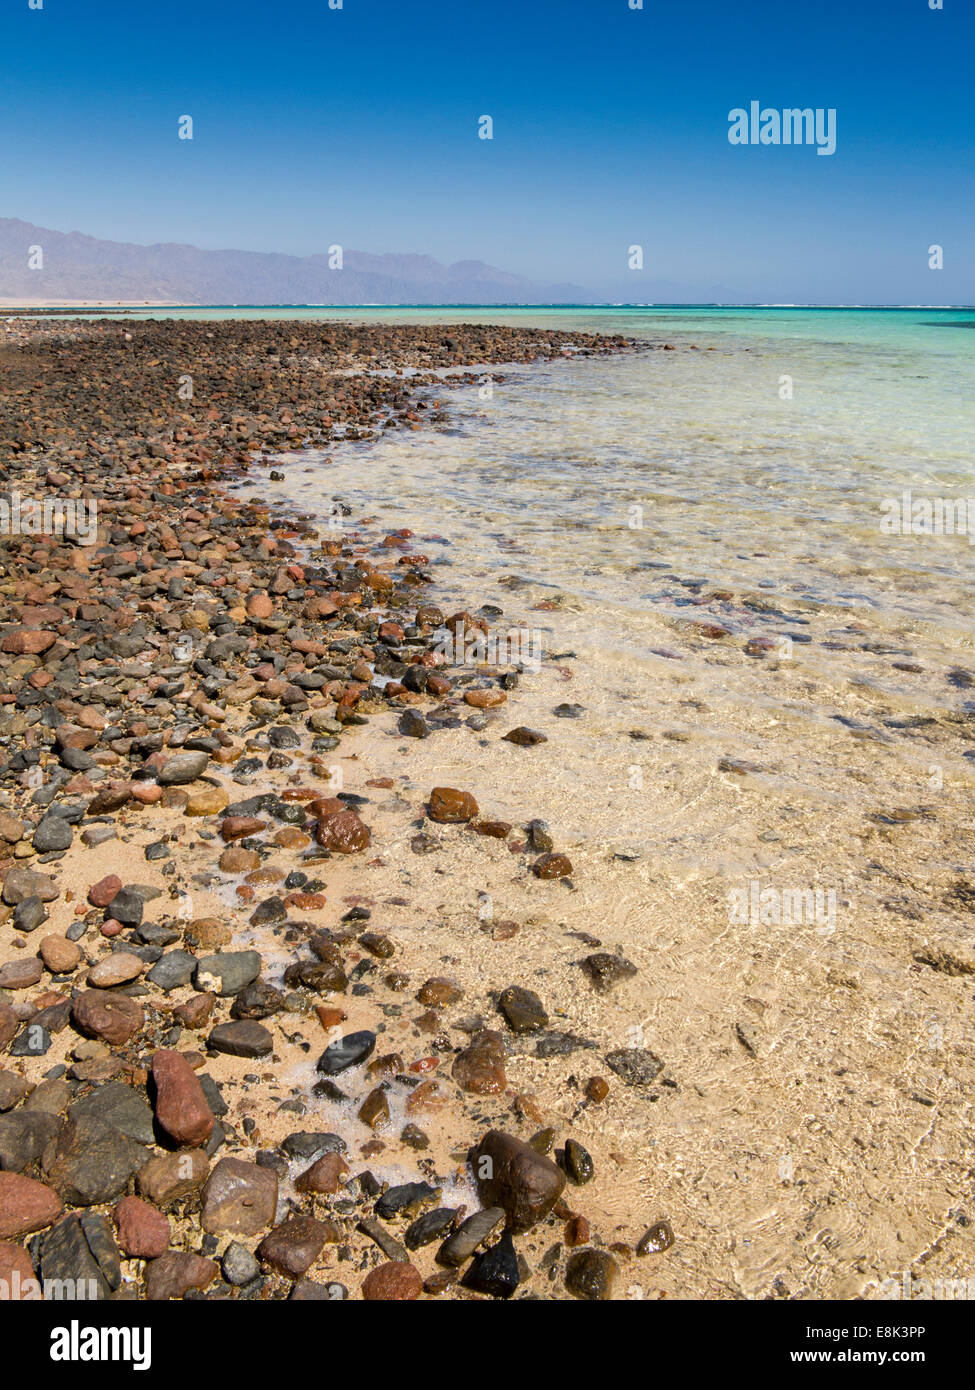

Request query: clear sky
[{"left": 2, "top": 0, "right": 972, "bottom": 302}]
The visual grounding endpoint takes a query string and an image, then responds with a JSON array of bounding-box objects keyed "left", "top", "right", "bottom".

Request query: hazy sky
[{"left": 3, "top": 0, "right": 972, "bottom": 302}]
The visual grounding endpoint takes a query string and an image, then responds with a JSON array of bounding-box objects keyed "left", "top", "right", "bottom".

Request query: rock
[
  {"left": 585, "top": 1076, "right": 610, "bottom": 1103},
  {"left": 0, "top": 1003, "right": 18, "bottom": 1053},
  {"left": 185, "top": 786, "right": 230, "bottom": 816},
  {"left": 461, "top": 1231, "right": 520, "bottom": 1298},
  {"left": 151, "top": 1050, "right": 214, "bottom": 1147},
  {"left": 174, "top": 993, "right": 215, "bottom": 1029},
  {"left": 315, "top": 809, "right": 371, "bottom": 853},
  {"left": 257, "top": 1214, "right": 334, "bottom": 1278},
  {"left": 605, "top": 1047, "right": 664, "bottom": 1086},
  {"left": 147, "top": 950, "right": 197, "bottom": 992},
  {"left": 497, "top": 985, "right": 548, "bottom": 1033},
  {"left": 114, "top": 1196, "right": 171, "bottom": 1258},
  {"left": 532, "top": 852, "right": 573, "bottom": 879},
  {"left": 470, "top": 1130, "right": 566, "bottom": 1233},
  {"left": 561, "top": 1138, "right": 595, "bottom": 1185},
  {"left": 358, "top": 1086, "right": 390, "bottom": 1129},
  {"left": 2, "top": 866, "right": 58, "bottom": 906},
  {"left": 193, "top": 950, "right": 262, "bottom": 997},
  {"left": 42, "top": 1115, "right": 147, "bottom": 1206},
  {"left": 583, "top": 952, "right": 638, "bottom": 991},
  {"left": 69, "top": 1081, "right": 155, "bottom": 1145},
  {"left": 32, "top": 816, "right": 73, "bottom": 853},
  {"left": 416, "top": 977, "right": 462, "bottom": 1007},
  {"left": 222, "top": 1241, "right": 260, "bottom": 1286},
  {"left": 202, "top": 1157, "right": 278, "bottom": 1236},
  {"left": 0, "top": 958, "right": 43, "bottom": 990},
  {"left": 72, "top": 990, "right": 144, "bottom": 1045},
  {"left": 565, "top": 1247, "right": 619, "bottom": 1300},
  {"left": 38, "top": 1212, "right": 116, "bottom": 1300},
  {"left": 105, "top": 888, "right": 144, "bottom": 928},
  {"left": 398, "top": 710, "right": 429, "bottom": 739},
  {"left": 88, "top": 874, "right": 122, "bottom": 908},
  {"left": 145, "top": 1249, "right": 218, "bottom": 1300},
  {"left": 452, "top": 1030, "right": 506, "bottom": 1094},
  {"left": 404, "top": 1207, "right": 458, "bottom": 1250},
  {"left": 464, "top": 688, "right": 506, "bottom": 708},
  {"left": 316, "top": 1030, "right": 375, "bottom": 1075},
  {"left": 0, "top": 1111, "right": 59, "bottom": 1172},
  {"left": 39, "top": 935, "right": 82, "bottom": 974},
  {"left": 230, "top": 978, "right": 285, "bottom": 1020},
  {"left": 374, "top": 1181, "right": 440, "bottom": 1220},
  {"left": 12, "top": 898, "right": 48, "bottom": 933},
  {"left": 207, "top": 1020, "right": 273, "bottom": 1058},
  {"left": 87, "top": 951, "right": 144, "bottom": 988},
  {"left": 137, "top": 1149, "right": 209, "bottom": 1208},
  {"left": 637, "top": 1219, "right": 675, "bottom": 1255},
  {"left": 503, "top": 727, "right": 547, "bottom": 746},
  {"left": 437, "top": 1207, "right": 506, "bottom": 1266},
  {"left": 295, "top": 1151, "right": 349, "bottom": 1195},
  {"left": 427, "top": 787, "right": 478, "bottom": 823},
  {"left": 157, "top": 751, "right": 209, "bottom": 785},
  {"left": 0, "top": 1171, "right": 62, "bottom": 1238},
  {"left": 0, "top": 1238, "right": 36, "bottom": 1295},
  {"left": 0, "top": 1072, "right": 31, "bottom": 1111},
  {"left": 361, "top": 1260, "right": 423, "bottom": 1301}
]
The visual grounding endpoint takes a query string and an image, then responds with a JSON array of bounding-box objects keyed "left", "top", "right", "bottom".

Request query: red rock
[
  {"left": 361, "top": 1261, "right": 423, "bottom": 1301},
  {"left": 87, "top": 874, "right": 122, "bottom": 908},
  {"left": 114, "top": 1196, "right": 171, "bottom": 1258},
  {"left": 0, "top": 1239, "right": 38, "bottom": 1295},
  {"left": 151, "top": 1049, "right": 214, "bottom": 1147},
  {"left": 315, "top": 809, "right": 371, "bottom": 853},
  {"left": 1, "top": 629, "right": 56, "bottom": 656},
  {"left": 0, "top": 1172, "right": 62, "bottom": 1238},
  {"left": 246, "top": 591, "right": 274, "bottom": 619}
]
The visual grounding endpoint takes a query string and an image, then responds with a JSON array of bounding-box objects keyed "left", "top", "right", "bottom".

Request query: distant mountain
[{"left": 0, "top": 218, "right": 592, "bottom": 305}]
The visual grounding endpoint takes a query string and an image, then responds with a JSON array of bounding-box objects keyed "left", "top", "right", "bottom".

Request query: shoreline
[{"left": 0, "top": 316, "right": 643, "bottom": 1302}]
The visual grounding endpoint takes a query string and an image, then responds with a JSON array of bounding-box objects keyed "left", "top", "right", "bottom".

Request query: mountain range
[{"left": 0, "top": 218, "right": 595, "bottom": 305}]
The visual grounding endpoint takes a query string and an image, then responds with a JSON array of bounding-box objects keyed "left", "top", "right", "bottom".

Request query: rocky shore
[{"left": 0, "top": 316, "right": 654, "bottom": 1302}]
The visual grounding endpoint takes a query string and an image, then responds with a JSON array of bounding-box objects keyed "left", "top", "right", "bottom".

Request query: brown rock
[
  {"left": 452, "top": 1030, "right": 506, "bottom": 1094},
  {"left": 218, "top": 847, "right": 260, "bottom": 873},
  {"left": 257, "top": 1214, "right": 335, "bottom": 1277},
  {"left": 202, "top": 1157, "right": 278, "bottom": 1236},
  {"left": 87, "top": 952, "right": 144, "bottom": 988},
  {"left": 294, "top": 1151, "right": 349, "bottom": 1195},
  {"left": 145, "top": 1249, "right": 217, "bottom": 1301},
  {"left": 220, "top": 816, "right": 267, "bottom": 842},
  {"left": 39, "top": 935, "right": 82, "bottom": 974},
  {"left": 114, "top": 1195, "right": 171, "bottom": 1258},
  {"left": 315, "top": 809, "right": 371, "bottom": 853},
  {"left": 174, "top": 994, "right": 214, "bottom": 1030},
  {"left": 151, "top": 1049, "right": 214, "bottom": 1148},
  {"left": 0, "top": 1172, "right": 62, "bottom": 1238},
  {"left": 0, "top": 958, "right": 43, "bottom": 990},
  {"left": 470, "top": 1129, "right": 566, "bottom": 1233},
  {"left": 428, "top": 787, "right": 478, "bottom": 823},
  {"left": 361, "top": 1260, "right": 423, "bottom": 1300},
  {"left": 358, "top": 1086, "right": 391, "bottom": 1130},
  {"left": 416, "top": 976, "right": 462, "bottom": 1008},
  {"left": 2, "top": 629, "right": 56, "bottom": 656},
  {"left": 137, "top": 1148, "right": 209, "bottom": 1207},
  {"left": 72, "top": 990, "right": 144, "bottom": 1045},
  {"left": 532, "top": 852, "right": 573, "bottom": 879},
  {"left": 463, "top": 688, "right": 507, "bottom": 708}
]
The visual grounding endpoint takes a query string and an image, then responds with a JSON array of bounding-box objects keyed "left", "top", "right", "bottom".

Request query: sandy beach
[{"left": 1, "top": 314, "right": 973, "bottom": 1305}]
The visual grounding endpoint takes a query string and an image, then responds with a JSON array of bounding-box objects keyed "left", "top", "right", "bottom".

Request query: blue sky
[{"left": 2, "top": 0, "right": 972, "bottom": 302}]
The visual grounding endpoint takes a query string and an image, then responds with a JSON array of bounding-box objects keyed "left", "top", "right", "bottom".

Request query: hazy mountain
[{"left": 0, "top": 218, "right": 593, "bottom": 305}]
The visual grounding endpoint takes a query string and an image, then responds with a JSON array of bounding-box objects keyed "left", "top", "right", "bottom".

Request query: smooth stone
[
  {"left": 207, "top": 1021, "right": 273, "bottom": 1057},
  {"left": 315, "top": 1030, "right": 376, "bottom": 1075},
  {"left": 565, "top": 1247, "right": 619, "bottom": 1300}
]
